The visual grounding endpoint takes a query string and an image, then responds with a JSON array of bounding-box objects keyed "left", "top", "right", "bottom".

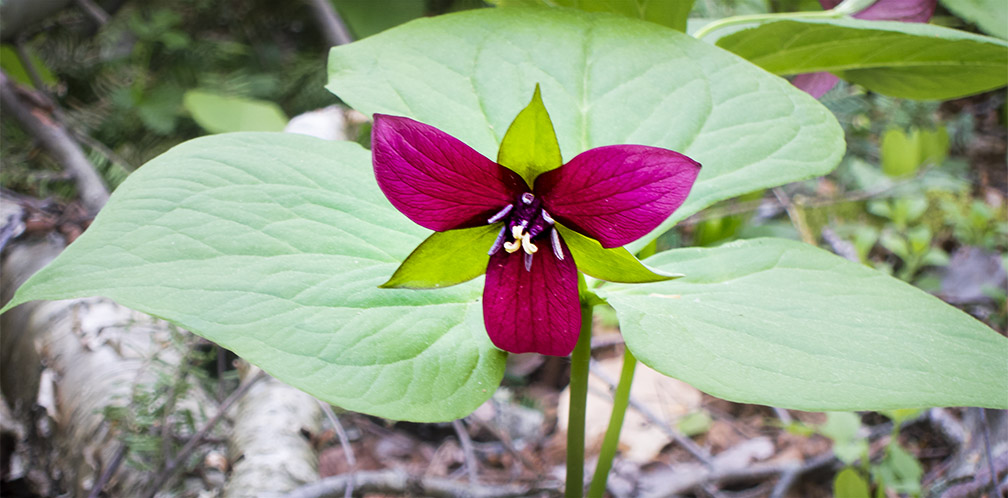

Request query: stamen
[
  {"left": 521, "top": 192, "right": 535, "bottom": 204},
  {"left": 504, "top": 239, "right": 521, "bottom": 253},
  {"left": 541, "top": 210, "right": 555, "bottom": 225},
  {"left": 511, "top": 225, "right": 524, "bottom": 239},
  {"left": 524, "top": 252, "right": 533, "bottom": 271},
  {"left": 487, "top": 204, "right": 513, "bottom": 224},
  {"left": 488, "top": 225, "right": 508, "bottom": 255},
  {"left": 550, "top": 227, "right": 564, "bottom": 260},
  {"left": 520, "top": 233, "right": 538, "bottom": 254}
]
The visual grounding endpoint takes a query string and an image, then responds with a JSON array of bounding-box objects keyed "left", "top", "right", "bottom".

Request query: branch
[
  {"left": 279, "top": 469, "right": 562, "bottom": 498},
  {"left": 143, "top": 370, "right": 267, "bottom": 498},
  {"left": 0, "top": 71, "right": 108, "bottom": 214},
  {"left": 304, "top": 0, "right": 353, "bottom": 47}
]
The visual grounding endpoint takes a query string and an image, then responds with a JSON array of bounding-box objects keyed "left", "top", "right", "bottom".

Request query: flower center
[{"left": 487, "top": 193, "right": 563, "bottom": 271}]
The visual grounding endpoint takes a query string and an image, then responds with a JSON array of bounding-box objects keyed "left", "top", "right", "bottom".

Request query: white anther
[
  {"left": 487, "top": 204, "right": 513, "bottom": 224},
  {"left": 488, "top": 225, "right": 508, "bottom": 255},
  {"left": 541, "top": 210, "right": 555, "bottom": 225},
  {"left": 521, "top": 192, "right": 535, "bottom": 204},
  {"left": 550, "top": 227, "right": 564, "bottom": 260},
  {"left": 520, "top": 233, "right": 538, "bottom": 255}
]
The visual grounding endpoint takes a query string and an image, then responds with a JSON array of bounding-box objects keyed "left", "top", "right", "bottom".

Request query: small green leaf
[
  {"left": 381, "top": 225, "right": 498, "bottom": 289},
  {"left": 600, "top": 238, "right": 1008, "bottom": 411},
  {"left": 877, "top": 444, "right": 923, "bottom": 494},
  {"left": 881, "top": 128, "right": 921, "bottom": 178},
  {"left": 497, "top": 84, "right": 563, "bottom": 186},
  {"left": 834, "top": 468, "right": 871, "bottom": 498},
  {"left": 717, "top": 18, "right": 1008, "bottom": 100},
  {"left": 183, "top": 90, "right": 288, "bottom": 133},
  {"left": 559, "top": 226, "right": 680, "bottom": 284}
]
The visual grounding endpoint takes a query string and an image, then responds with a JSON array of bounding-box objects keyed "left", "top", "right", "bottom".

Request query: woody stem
[{"left": 565, "top": 301, "right": 593, "bottom": 498}]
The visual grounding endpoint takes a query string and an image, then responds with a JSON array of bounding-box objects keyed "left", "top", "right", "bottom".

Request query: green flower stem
[
  {"left": 565, "top": 302, "right": 593, "bottom": 498},
  {"left": 587, "top": 347, "right": 637, "bottom": 498},
  {"left": 692, "top": 9, "right": 842, "bottom": 40}
]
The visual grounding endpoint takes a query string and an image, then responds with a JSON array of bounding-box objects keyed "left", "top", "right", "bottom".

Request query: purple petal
[
  {"left": 792, "top": 72, "right": 840, "bottom": 98},
  {"left": 482, "top": 237, "right": 580, "bottom": 356},
  {"left": 819, "top": 0, "right": 936, "bottom": 22},
  {"left": 534, "top": 145, "right": 700, "bottom": 249},
  {"left": 372, "top": 114, "right": 527, "bottom": 232}
]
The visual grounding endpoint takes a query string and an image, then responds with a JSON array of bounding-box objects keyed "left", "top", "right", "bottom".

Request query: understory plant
[{"left": 3, "top": 0, "right": 1007, "bottom": 495}]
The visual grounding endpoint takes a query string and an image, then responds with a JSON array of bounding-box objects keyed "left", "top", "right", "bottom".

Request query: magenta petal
[
  {"left": 534, "top": 145, "right": 700, "bottom": 248},
  {"left": 372, "top": 114, "right": 527, "bottom": 231},
  {"left": 482, "top": 238, "right": 580, "bottom": 356},
  {"left": 792, "top": 72, "right": 840, "bottom": 98},
  {"left": 819, "top": 0, "right": 935, "bottom": 22}
]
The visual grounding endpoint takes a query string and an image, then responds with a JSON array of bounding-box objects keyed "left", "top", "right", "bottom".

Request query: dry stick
[
  {"left": 143, "top": 370, "right": 267, "bottom": 498},
  {"left": 681, "top": 166, "right": 936, "bottom": 227},
  {"left": 452, "top": 419, "right": 479, "bottom": 485},
  {"left": 0, "top": 71, "right": 109, "bottom": 214},
  {"left": 978, "top": 408, "right": 1000, "bottom": 496},
  {"left": 587, "top": 359, "right": 714, "bottom": 467},
  {"left": 73, "top": 0, "right": 111, "bottom": 25},
  {"left": 772, "top": 187, "right": 815, "bottom": 244},
  {"left": 317, "top": 400, "right": 356, "bottom": 498},
  {"left": 304, "top": 0, "right": 353, "bottom": 47},
  {"left": 13, "top": 41, "right": 48, "bottom": 92},
  {"left": 769, "top": 452, "right": 837, "bottom": 498},
  {"left": 7, "top": 48, "right": 136, "bottom": 175},
  {"left": 465, "top": 414, "right": 543, "bottom": 474},
  {"left": 280, "top": 469, "right": 563, "bottom": 498},
  {"left": 86, "top": 443, "right": 128, "bottom": 498}
]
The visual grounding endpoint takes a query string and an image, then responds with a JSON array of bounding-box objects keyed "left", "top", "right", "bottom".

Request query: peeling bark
[
  {"left": 1, "top": 235, "right": 183, "bottom": 496},
  {"left": 223, "top": 367, "right": 322, "bottom": 497}
]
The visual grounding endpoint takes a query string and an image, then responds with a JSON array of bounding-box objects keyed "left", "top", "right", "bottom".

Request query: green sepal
[
  {"left": 380, "top": 225, "right": 500, "bottom": 289},
  {"left": 559, "top": 226, "right": 682, "bottom": 284},
  {"left": 496, "top": 83, "right": 563, "bottom": 187}
]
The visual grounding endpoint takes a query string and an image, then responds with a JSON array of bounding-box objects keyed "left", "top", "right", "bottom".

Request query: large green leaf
[
  {"left": 940, "top": 0, "right": 1008, "bottom": 40},
  {"left": 717, "top": 18, "right": 1008, "bottom": 100},
  {"left": 600, "top": 238, "right": 1008, "bottom": 410},
  {"left": 326, "top": 7, "right": 844, "bottom": 252},
  {"left": 2, "top": 133, "right": 506, "bottom": 422}
]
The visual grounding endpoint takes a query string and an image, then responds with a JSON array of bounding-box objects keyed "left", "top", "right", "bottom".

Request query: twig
[
  {"left": 143, "top": 370, "right": 267, "bottom": 498},
  {"left": 588, "top": 359, "right": 714, "bottom": 467},
  {"left": 978, "top": 408, "right": 999, "bottom": 496},
  {"left": 768, "top": 452, "right": 836, "bottom": 498},
  {"left": 304, "top": 0, "right": 354, "bottom": 46},
  {"left": 772, "top": 187, "right": 815, "bottom": 244},
  {"left": 465, "top": 412, "right": 543, "bottom": 474},
  {"left": 279, "top": 469, "right": 563, "bottom": 498},
  {"left": 317, "top": 400, "right": 356, "bottom": 498},
  {"left": 86, "top": 443, "right": 128, "bottom": 498},
  {"left": 679, "top": 165, "right": 936, "bottom": 227},
  {"left": 73, "top": 0, "right": 111, "bottom": 25},
  {"left": 0, "top": 71, "right": 109, "bottom": 215},
  {"left": 13, "top": 40, "right": 48, "bottom": 93},
  {"left": 453, "top": 419, "right": 479, "bottom": 485},
  {"left": 771, "top": 407, "right": 792, "bottom": 425}
]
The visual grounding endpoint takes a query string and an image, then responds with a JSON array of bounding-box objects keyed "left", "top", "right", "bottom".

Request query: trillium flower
[
  {"left": 371, "top": 88, "right": 700, "bottom": 356},
  {"left": 794, "top": 0, "right": 937, "bottom": 97}
]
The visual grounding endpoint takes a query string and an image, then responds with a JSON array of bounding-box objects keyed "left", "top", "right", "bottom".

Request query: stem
[
  {"left": 587, "top": 348, "right": 637, "bottom": 498},
  {"left": 693, "top": 9, "right": 841, "bottom": 40},
  {"left": 565, "top": 303, "right": 593, "bottom": 498}
]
